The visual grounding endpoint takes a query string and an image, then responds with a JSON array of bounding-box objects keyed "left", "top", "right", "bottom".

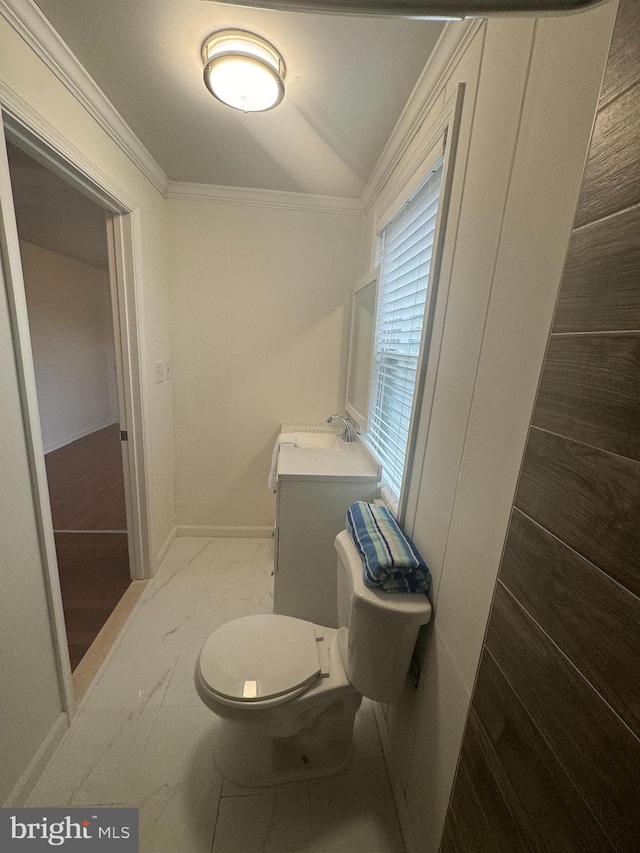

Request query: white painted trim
[
  {"left": 362, "top": 19, "right": 480, "bottom": 212},
  {"left": 176, "top": 525, "right": 274, "bottom": 538},
  {"left": 374, "top": 135, "right": 443, "bottom": 246},
  {"left": 4, "top": 713, "right": 69, "bottom": 807},
  {"left": 345, "top": 265, "right": 379, "bottom": 431},
  {"left": 0, "top": 0, "right": 169, "bottom": 196},
  {"left": 0, "top": 0, "right": 477, "bottom": 217},
  {"left": 0, "top": 54, "right": 362, "bottom": 219},
  {"left": 373, "top": 702, "right": 417, "bottom": 853},
  {"left": 0, "top": 115, "right": 75, "bottom": 720},
  {"left": 167, "top": 181, "right": 364, "bottom": 216},
  {"left": 398, "top": 87, "right": 465, "bottom": 526},
  {"left": 106, "top": 211, "right": 152, "bottom": 581},
  {"left": 0, "top": 84, "right": 136, "bottom": 214},
  {"left": 3, "top": 110, "right": 153, "bottom": 586},
  {"left": 155, "top": 525, "right": 177, "bottom": 573},
  {"left": 43, "top": 419, "right": 118, "bottom": 455},
  {"left": 0, "top": 116, "right": 153, "bottom": 754}
]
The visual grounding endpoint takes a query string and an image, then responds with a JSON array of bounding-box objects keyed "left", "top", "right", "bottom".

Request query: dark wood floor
[
  {"left": 55, "top": 532, "right": 131, "bottom": 669},
  {"left": 45, "top": 425, "right": 131, "bottom": 670},
  {"left": 46, "top": 424, "right": 127, "bottom": 530}
]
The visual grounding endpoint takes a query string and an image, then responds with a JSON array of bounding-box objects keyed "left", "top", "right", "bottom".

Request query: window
[{"left": 366, "top": 159, "right": 444, "bottom": 507}]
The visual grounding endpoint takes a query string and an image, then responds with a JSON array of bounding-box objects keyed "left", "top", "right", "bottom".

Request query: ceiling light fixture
[{"left": 201, "top": 29, "right": 286, "bottom": 113}]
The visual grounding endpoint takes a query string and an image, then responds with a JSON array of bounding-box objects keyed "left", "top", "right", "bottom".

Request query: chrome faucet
[{"left": 327, "top": 414, "right": 354, "bottom": 443}]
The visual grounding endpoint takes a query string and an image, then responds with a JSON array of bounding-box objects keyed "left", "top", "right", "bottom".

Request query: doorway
[
  {"left": 0, "top": 112, "right": 151, "bottom": 715},
  {"left": 7, "top": 140, "right": 132, "bottom": 670}
]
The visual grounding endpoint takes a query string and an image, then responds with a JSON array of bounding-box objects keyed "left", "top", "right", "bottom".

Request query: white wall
[
  {"left": 0, "top": 12, "right": 175, "bottom": 803},
  {"left": 0, "top": 240, "right": 66, "bottom": 806},
  {"left": 0, "top": 0, "right": 615, "bottom": 825},
  {"left": 0, "top": 11, "right": 175, "bottom": 559},
  {"left": 21, "top": 241, "right": 118, "bottom": 453},
  {"left": 357, "top": 5, "right": 617, "bottom": 852},
  {"left": 168, "top": 200, "right": 362, "bottom": 533}
]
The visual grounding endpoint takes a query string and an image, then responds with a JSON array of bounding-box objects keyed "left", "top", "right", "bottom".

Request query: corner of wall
[{"left": 370, "top": 4, "right": 618, "bottom": 851}]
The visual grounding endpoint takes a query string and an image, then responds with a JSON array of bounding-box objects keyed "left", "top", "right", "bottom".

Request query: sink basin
[{"left": 293, "top": 431, "right": 339, "bottom": 449}]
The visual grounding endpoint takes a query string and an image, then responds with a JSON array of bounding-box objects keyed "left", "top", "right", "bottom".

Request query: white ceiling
[{"left": 32, "top": 0, "right": 444, "bottom": 198}]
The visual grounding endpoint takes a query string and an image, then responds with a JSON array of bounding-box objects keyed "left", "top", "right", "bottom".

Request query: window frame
[
  {"left": 345, "top": 265, "right": 380, "bottom": 431},
  {"left": 364, "top": 121, "right": 455, "bottom": 520}
]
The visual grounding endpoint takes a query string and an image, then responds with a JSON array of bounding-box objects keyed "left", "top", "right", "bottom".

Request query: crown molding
[
  {"left": 0, "top": 78, "right": 137, "bottom": 213},
  {"left": 0, "top": 0, "right": 169, "bottom": 196},
  {"left": 167, "top": 180, "right": 364, "bottom": 215},
  {"left": 362, "top": 17, "right": 481, "bottom": 211},
  {"left": 0, "top": 0, "right": 478, "bottom": 215}
]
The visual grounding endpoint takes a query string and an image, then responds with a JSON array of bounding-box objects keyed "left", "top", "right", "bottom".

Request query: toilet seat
[{"left": 198, "top": 614, "right": 324, "bottom": 706}]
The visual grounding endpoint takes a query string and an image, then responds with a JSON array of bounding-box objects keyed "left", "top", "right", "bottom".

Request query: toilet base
[{"left": 212, "top": 693, "right": 363, "bottom": 787}]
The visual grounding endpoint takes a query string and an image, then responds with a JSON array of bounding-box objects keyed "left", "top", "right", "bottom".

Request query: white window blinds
[{"left": 367, "top": 159, "right": 444, "bottom": 504}]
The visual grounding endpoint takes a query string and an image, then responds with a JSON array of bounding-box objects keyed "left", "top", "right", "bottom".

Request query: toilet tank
[{"left": 335, "top": 530, "right": 432, "bottom": 703}]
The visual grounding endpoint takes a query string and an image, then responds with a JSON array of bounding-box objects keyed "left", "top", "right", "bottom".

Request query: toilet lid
[{"left": 198, "top": 614, "right": 321, "bottom": 702}]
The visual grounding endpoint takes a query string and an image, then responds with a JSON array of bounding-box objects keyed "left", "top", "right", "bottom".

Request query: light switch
[{"left": 155, "top": 360, "right": 165, "bottom": 383}]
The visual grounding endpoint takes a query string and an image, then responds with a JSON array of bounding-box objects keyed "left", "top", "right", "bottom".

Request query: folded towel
[
  {"left": 268, "top": 433, "right": 297, "bottom": 490},
  {"left": 346, "top": 501, "right": 431, "bottom": 594}
]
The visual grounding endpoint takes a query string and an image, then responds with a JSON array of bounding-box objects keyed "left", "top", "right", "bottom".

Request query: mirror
[{"left": 346, "top": 267, "right": 379, "bottom": 430}]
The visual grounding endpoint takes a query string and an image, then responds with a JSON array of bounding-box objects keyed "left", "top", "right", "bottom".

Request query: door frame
[{"left": 0, "top": 108, "right": 151, "bottom": 717}]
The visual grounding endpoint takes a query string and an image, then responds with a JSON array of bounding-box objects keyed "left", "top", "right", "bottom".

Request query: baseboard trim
[
  {"left": 155, "top": 526, "right": 177, "bottom": 572},
  {"left": 373, "top": 701, "right": 417, "bottom": 853},
  {"left": 176, "top": 525, "right": 273, "bottom": 539},
  {"left": 4, "top": 712, "right": 69, "bottom": 807},
  {"left": 43, "top": 420, "right": 118, "bottom": 455}
]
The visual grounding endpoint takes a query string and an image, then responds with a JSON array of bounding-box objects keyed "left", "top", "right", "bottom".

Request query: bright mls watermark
[{"left": 0, "top": 809, "right": 138, "bottom": 850}]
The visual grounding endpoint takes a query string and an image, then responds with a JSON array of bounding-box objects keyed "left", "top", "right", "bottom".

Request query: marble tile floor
[{"left": 28, "top": 536, "right": 406, "bottom": 853}]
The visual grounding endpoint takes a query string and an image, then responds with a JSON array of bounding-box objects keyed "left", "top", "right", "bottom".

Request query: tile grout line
[
  {"left": 29, "top": 537, "right": 406, "bottom": 852},
  {"left": 550, "top": 329, "right": 640, "bottom": 337},
  {"left": 496, "top": 581, "right": 640, "bottom": 748},
  {"left": 528, "top": 424, "right": 639, "bottom": 467},
  {"left": 511, "top": 506, "right": 640, "bottom": 607}
]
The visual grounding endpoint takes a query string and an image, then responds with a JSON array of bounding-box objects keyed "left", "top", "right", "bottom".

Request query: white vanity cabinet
[{"left": 274, "top": 426, "right": 380, "bottom": 628}]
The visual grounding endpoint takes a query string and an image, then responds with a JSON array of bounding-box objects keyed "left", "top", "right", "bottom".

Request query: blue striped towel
[{"left": 346, "top": 501, "right": 431, "bottom": 594}]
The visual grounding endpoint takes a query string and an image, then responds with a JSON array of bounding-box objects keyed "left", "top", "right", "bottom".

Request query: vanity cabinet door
[{"left": 274, "top": 479, "right": 378, "bottom": 627}]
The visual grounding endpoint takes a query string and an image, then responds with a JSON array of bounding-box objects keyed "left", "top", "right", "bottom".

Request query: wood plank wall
[{"left": 441, "top": 2, "right": 640, "bottom": 850}]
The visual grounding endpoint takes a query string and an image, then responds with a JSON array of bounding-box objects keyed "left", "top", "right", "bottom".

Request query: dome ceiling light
[{"left": 201, "top": 29, "right": 286, "bottom": 113}]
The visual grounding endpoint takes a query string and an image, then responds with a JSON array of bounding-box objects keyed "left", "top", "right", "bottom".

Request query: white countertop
[{"left": 277, "top": 424, "right": 381, "bottom": 482}]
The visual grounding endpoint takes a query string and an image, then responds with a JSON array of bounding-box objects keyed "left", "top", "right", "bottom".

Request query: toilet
[{"left": 195, "top": 529, "right": 432, "bottom": 786}]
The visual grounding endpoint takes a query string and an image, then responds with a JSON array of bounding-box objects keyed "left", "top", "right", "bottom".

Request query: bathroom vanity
[{"left": 274, "top": 424, "right": 380, "bottom": 628}]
